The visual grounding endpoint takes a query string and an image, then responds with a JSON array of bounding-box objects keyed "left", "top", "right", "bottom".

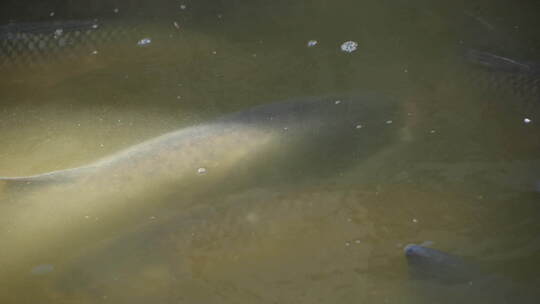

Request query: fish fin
[{"left": 465, "top": 49, "right": 537, "bottom": 73}]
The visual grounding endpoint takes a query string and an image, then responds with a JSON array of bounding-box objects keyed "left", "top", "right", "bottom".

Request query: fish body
[
  {"left": 464, "top": 49, "right": 540, "bottom": 118},
  {"left": 0, "top": 95, "right": 403, "bottom": 282},
  {"left": 404, "top": 244, "right": 535, "bottom": 304},
  {"left": 0, "top": 19, "right": 140, "bottom": 68},
  {"left": 404, "top": 244, "right": 485, "bottom": 284}
]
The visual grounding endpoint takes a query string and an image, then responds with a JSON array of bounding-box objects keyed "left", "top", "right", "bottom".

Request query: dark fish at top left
[{"left": 0, "top": 20, "right": 142, "bottom": 68}]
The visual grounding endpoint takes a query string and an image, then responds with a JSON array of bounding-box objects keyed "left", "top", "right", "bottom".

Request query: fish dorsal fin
[{"left": 465, "top": 49, "right": 537, "bottom": 73}]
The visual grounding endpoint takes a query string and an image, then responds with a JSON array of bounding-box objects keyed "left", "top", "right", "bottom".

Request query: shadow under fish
[
  {"left": 0, "top": 95, "right": 404, "bottom": 294},
  {"left": 404, "top": 244, "right": 535, "bottom": 304}
]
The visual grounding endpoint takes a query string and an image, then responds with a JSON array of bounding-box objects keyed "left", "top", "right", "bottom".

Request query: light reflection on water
[{"left": 0, "top": 0, "right": 539, "bottom": 303}]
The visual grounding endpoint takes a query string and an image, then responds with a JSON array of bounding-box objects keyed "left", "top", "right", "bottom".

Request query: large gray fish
[
  {"left": 404, "top": 244, "right": 536, "bottom": 304},
  {"left": 0, "top": 95, "right": 403, "bottom": 288}
]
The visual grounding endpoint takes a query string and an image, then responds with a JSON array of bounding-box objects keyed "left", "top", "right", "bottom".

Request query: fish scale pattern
[{"left": 0, "top": 21, "right": 136, "bottom": 68}]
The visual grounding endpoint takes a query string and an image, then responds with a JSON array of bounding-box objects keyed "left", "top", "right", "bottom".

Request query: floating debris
[
  {"left": 340, "top": 40, "right": 358, "bottom": 53},
  {"left": 307, "top": 40, "right": 318, "bottom": 47},
  {"left": 197, "top": 167, "right": 207, "bottom": 175},
  {"left": 334, "top": 100, "right": 341, "bottom": 105},
  {"left": 92, "top": 24, "right": 99, "bottom": 29},
  {"left": 385, "top": 120, "right": 393, "bottom": 124},
  {"left": 49, "top": 12, "right": 55, "bottom": 17},
  {"left": 113, "top": 8, "right": 120, "bottom": 13},
  {"left": 137, "top": 38, "right": 152, "bottom": 46},
  {"left": 53, "top": 28, "right": 63, "bottom": 38},
  {"left": 180, "top": 4, "right": 187, "bottom": 10},
  {"left": 355, "top": 124, "right": 363, "bottom": 129},
  {"left": 524, "top": 117, "right": 532, "bottom": 124},
  {"left": 173, "top": 21, "right": 181, "bottom": 30}
]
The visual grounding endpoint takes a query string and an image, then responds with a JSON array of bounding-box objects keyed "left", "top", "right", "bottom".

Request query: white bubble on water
[
  {"left": 54, "top": 28, "right": 63, "bottom": 38},
  {"left": 340, "top": 40, "right": 358, "bottom": 53},
  {"left": 197, "top": 167, "right": 207, "bottom": 175},
  {"left": 137, "top": 38, "right": 152, "bottom": 46}
]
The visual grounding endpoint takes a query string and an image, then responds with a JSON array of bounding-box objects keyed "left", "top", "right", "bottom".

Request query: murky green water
[{"left": 1, "top": 0, "right": 539, "bottom": 303}]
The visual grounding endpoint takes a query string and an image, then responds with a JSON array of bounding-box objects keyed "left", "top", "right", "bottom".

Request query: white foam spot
[
  {"left": 307, "top": 40, "right": 318, "bottom": 47},
  {"left": 197, "top": 167, "right": 207, "bottom": 175},
  {"left": 137, "top": 38, "right": 152, "bottom": 46},
  {"left": 340, "top": 41, "right": 358, "bottom": 53}
]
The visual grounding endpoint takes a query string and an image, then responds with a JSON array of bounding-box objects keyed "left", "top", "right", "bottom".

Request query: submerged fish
[
  {"left": 0, "top": 95, "right": 403, "bottom": 284},
  {"left": 404, "top": 244, "right": 486, "bottom": 284},
  {"left": 404, "top": 244, "right": 535, "bottom": 304},
  {"left": 0, "top": 19, "right": 142, "bottom": 68},
  {"left": 464, "top": 49, "right": 540, "bottom": 118}
]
